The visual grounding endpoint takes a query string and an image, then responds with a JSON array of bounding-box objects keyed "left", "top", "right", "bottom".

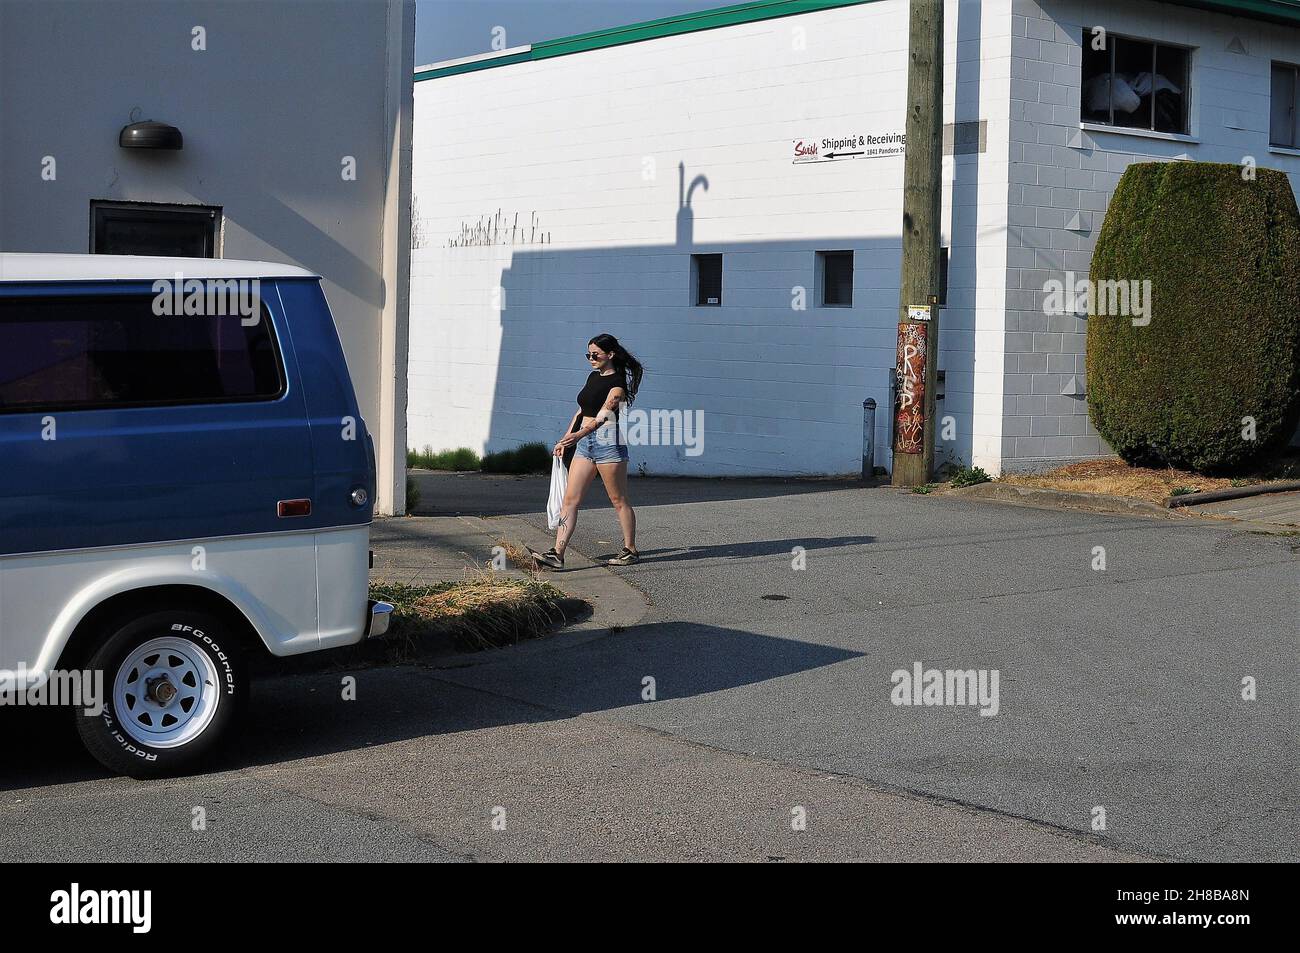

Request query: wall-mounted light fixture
[{"left": 118, "top": 120, "right": 183, "bottom": 150}]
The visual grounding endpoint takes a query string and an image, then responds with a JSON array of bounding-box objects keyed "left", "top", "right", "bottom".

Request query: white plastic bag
[
  {"left": 1128, "top": 72, "right": 1180, "bottom": 98},
  {"left": 546, "top": 454, "right": 568, "bottom": 529},
  {"left": 1083, "top": 73, "right": 1142, "bottom": 115}
]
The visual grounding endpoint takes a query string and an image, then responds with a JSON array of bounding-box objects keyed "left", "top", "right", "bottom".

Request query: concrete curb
[{"left": 941, "top": 481, "right": 1178, "bottom": 519}]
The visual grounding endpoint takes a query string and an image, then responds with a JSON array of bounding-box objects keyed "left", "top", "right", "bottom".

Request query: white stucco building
[
  {"left": 0, "top": 0, "right": 415, "bottom": 512},
  {"left": 409, "top": 0, "right": 1300, "bottom": 477}
]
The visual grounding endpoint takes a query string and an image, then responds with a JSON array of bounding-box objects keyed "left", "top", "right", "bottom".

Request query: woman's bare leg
[
  {"left": 555, "top": 456, "right": 598, "bottom": 556},
  {"left": 596, "top": 460, "right": 636, "bottom": 552}
]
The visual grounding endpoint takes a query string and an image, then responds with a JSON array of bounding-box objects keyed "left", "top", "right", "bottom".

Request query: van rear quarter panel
[
  {"left": 275, "top": 280, "right": 374, "bottom": 650},
  {"left": 0, "top": 278, "right": 373, "bottom": 679},
  {"left": 274, "top": 279, "right": 375, "bottom": 529}
]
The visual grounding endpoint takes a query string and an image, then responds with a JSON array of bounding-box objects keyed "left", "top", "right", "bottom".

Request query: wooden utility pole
[{"left": 891, "top": 0, "right": 943, "bottom": 487}]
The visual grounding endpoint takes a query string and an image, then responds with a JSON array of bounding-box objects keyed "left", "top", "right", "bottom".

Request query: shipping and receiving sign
[{"left": 792, "top": 133, "right": 906, "bottom": 163}]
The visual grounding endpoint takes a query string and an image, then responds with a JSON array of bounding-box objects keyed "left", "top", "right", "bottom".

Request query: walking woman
[{"left": 530, "top": 334, "right": 643, "bottom": 569}]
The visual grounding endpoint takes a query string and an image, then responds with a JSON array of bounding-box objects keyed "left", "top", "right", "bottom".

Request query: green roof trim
[
  {"left": 531, "top": 0, "right": 866, "bottom": 59},
  {"left": 413, "top": 0, "right": 1300, "bottom": 83},
  {"left": 1175, "top": 0, "right": 1300, "bottom": 24},
  {"left": 416, "top": 48, "right": 535, "bottom": 80},
  {"left": 414, "top": 0, "right": 873, "bottom": 81}
]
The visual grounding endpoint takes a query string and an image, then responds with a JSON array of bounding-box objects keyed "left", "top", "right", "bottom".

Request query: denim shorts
[{"left": 575, "top": 427, "right": 628, "bottom": 464}]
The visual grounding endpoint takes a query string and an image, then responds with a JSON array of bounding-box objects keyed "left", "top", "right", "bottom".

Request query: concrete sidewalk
[
  {"left": 951, "top": 480, "right": 1300, "bottom": 531},
  {"left": 1183, "top": 490, "right": 1300, "bottom": 527},
  {"left": 369, "top": 514, "right": 531, "bottom": 586}
]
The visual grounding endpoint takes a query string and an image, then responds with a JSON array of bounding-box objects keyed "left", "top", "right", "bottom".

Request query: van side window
[{"left": 0, "top": 293, "right": 284, "bottom": 412}]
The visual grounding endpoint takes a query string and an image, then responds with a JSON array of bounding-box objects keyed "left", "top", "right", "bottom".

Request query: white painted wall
[
  {"left": 0, "top": 0, "right": 414, "bottom": 512},
  {"left": 409, "top": 0, "right": 1300, "bottom": 477},
  {"left": 410, "top": 0, "right": 1014, "bottom": 476}
]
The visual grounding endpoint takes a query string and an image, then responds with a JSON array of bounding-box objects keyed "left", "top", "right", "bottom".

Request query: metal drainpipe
[{"left": 862, "top": 398, "right": 877, "bottom": 480}]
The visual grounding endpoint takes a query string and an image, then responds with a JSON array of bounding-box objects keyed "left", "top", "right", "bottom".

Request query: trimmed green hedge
[{"left": 1086, "top": 162, "right": 1300, "bottom": 472}]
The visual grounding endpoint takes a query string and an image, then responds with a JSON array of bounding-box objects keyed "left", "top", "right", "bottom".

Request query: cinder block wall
[{"left": 1002, "top": 0, "right": 1300, "bottom": 470}]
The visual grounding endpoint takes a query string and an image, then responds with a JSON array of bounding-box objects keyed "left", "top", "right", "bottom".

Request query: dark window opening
[
  {"left": 91, "top": 201, "right": 220, "bottom": 257},
  {"left": 1271, "top": 62, "right": 1299, "bottom": 148},
  {"left": 0, "top": 294, "right": 283, "bottom": 413},
  {"left": 693, "top": 254, "right": 722, "bottom": 306},
  {"left": 1081, "top": 30, "right": 1189, "bottom": 134},
  {"left": 818, "top": 251, "right": 853, "bottom": 306}
]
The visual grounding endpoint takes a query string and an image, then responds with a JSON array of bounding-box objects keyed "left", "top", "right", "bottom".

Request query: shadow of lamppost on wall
[{"left": 676, "top": 161, "right": 709, "bottom": 248}]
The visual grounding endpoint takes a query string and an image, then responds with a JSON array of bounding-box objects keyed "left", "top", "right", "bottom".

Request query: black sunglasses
[{"left": 585, "top": 352, "right": 602, "bottom": 360}]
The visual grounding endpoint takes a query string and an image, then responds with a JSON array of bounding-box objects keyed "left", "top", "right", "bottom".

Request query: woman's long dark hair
[{"left": 589, "top": 333, "right": 643, "bottom": 403}]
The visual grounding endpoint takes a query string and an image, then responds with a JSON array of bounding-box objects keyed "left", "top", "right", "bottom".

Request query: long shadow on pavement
[
  {"left": 624, "top": 535, "right": 875, "bottom": 564},
  {"left": 0, "top": 623, "right": 860, "bottom": 790}
]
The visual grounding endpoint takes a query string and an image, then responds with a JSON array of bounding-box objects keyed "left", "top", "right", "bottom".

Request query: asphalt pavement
[
  {"left": 413, "top": 471, "right": 1299, "bottom": 862},
  {"left": 2, "top": 471, "right": 1294, "bottom": 861}
]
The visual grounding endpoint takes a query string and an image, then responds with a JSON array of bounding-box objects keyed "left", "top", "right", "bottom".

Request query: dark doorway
[{"left": 91, "top": 201, "right": 221, "bottom": 257}]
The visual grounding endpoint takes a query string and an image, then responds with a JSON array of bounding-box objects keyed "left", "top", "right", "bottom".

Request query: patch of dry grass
[
  {"left": 370, "top": 572, "right": 569, "bottom": 653},
  {"left": 999, "top": 453, "right": 1300, "bottom": 505}
]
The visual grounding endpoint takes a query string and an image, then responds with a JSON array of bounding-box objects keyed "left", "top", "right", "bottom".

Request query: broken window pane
[{"left": 1080, "top": 30, "right": 1189, "bottom": 135}]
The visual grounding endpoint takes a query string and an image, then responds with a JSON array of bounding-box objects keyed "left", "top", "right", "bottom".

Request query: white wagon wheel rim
[{"left": 112, "top": 636, "right": 221, "bottom": 749}]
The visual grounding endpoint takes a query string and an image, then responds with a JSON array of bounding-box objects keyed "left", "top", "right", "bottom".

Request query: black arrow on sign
[{"left": 825, "top": 151, "right": 864, "bottom": 158}]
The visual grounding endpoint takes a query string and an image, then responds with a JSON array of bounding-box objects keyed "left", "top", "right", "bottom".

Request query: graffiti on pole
[{"left": 894, "top": 322, "right": 927, "bottom": 454}]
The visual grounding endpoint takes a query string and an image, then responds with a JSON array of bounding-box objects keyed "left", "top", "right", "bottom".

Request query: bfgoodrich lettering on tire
[{"left": 76, "top": 610, "right": 247, "bottom": 778}]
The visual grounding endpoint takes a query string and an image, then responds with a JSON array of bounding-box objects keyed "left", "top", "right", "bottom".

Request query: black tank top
[{"left": 576, "top": 371, "right": 625, "bottom": 442}]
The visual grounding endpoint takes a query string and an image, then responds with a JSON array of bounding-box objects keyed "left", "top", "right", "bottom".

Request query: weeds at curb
[
  {"left": 950, "top": 465, "right": 991, "bottom": 488},
  {"left": 369, "top": 574, "right": 568, "bottom": 653}
]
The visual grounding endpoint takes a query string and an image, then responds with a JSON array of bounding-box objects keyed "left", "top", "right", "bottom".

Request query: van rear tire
[{"left": 75, "top": 610, "right": 246, "bottom": 778}]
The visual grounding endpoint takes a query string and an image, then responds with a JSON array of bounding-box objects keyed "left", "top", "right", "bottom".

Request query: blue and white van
[{"left": 0, "top": 253, "right": 391, "bottom": 777}]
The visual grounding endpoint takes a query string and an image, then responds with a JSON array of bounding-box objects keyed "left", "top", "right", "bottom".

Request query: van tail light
[{"left": 277, "top": 499, "right": 312, "bottom": 518}]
